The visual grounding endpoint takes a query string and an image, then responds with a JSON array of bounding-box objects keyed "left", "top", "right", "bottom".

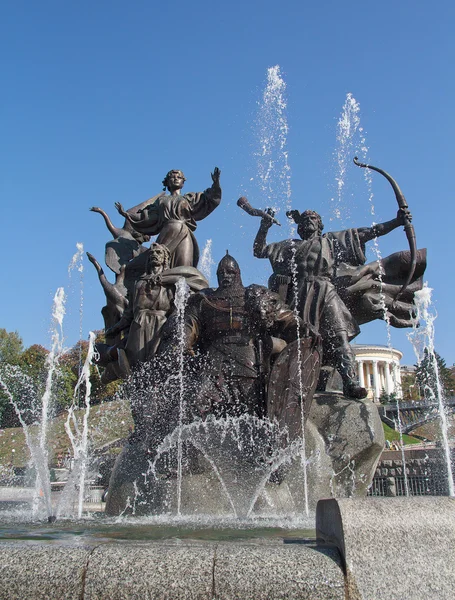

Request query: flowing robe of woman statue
[{"left": 116, "top": 168, "right": 221, "bottom": 269}]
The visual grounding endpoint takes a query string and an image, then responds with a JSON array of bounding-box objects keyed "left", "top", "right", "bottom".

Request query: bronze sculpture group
[{"left": 88, "top": 163, "right": 427, "bottom": 515}]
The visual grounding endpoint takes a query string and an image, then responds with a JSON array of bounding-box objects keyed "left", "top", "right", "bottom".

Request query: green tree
[
  {"left": 415, "top": 349, "right": 454, "bottom": 400},
  {"left": 449, "top": 367, "right": 455, "bottom": 397},
  {"left": 60, "top": 334, "right": 117, "bottom": 408},
  {"left": 0, "top": 329, "right": 120, "bottom": 427},
  {"left": 0, "top": 329, "right": 23, "bottom": 365},
  {"left": 379, "top": 389, "right": 398, "bottom": 405},
  {"left": 0, "top": 330, "right": 25, "bottom": 423},
  {"left": 20, "top": 344, "right": 49, "bottom": 390},
  {"left": 18, "top": 343, "right": 77, "bottom": 417},
  {"left": 401, "top": 372, "right": 420, "bottom": 401}
]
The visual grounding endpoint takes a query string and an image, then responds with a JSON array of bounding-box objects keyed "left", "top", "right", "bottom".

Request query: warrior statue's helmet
[{"left": 216, "top": 251, "right": 243, "bottom": 288}]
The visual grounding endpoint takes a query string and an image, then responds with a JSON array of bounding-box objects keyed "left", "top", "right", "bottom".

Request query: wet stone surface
[
  {"left": 0, "top": 537, "right": 346, "bottom": 600},
  {"left": 0, "top": 543, "right": 91, "bottom": 600}
]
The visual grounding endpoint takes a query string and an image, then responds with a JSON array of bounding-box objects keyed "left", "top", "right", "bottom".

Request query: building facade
[{"left": 353, "top": 344, "right": 403, "bottom": 403}]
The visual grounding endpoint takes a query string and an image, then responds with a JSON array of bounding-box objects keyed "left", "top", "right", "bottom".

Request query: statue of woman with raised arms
[{"left": 115, "top": 167, "right": 221, "bottom": 269}]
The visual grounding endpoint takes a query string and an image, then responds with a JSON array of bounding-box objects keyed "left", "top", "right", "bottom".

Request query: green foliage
[
  {"left": 0, "top": 330, "right": 25, "bottom": 422},
  {"left": 415, "top": 349, "right": 455, "bottom": 400},
  {"left": 0, "top": 381, "right": 10, "bottom": 422},
  {"left": 101, "top": 379, "right": 122, "bottom": 400},
  {"left": 53, "top": 362, "right": 78, "bottom": 414},
  {"left": 0, "top": 328, "right": 118, "bottom": 427},
  {"left": 19, "top": 344, "right": 49, "bottom": 397},
  {"left": 0, "top": 365, "right": 39, "bottom": 427},
  {"left": 401, "top": 372, "right": 420, "bottom": 401},
  {"left": 0, "top": 329, "right": 24, "bottom": 364},
  {"left": 20, "top": 344, "right": 48, "bottom": 377},
  {"left": 60, "top": 339, "right": 108, "bottom": 407},
  {"left": 379, "top": 389, "right": 398, "bottom": 405},
  {"left": 1, "top": 344, "right": 54, "bottom": 426}
]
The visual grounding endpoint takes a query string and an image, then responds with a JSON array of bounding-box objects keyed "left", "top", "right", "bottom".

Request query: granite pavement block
[
  {"left": 214, "top": 541, "right": 345, "bottom": 600},
  {"left": 317, "top": 497, "right": 455, "bottom": 600},
  {"left": 84, "top": 541, "right": 215, "bottom": 600},
  {"left": 0, "top": 543, "right": 91, "bottom": 600}
]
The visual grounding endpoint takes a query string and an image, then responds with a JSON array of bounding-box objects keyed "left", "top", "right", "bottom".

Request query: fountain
[{"left": 0, "top": 70, "right": 454, "bottom": 600}]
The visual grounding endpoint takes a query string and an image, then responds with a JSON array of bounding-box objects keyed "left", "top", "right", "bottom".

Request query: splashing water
[
  {"left": 255, "top": 65, "right": 290, "bottom": 210},
  {"left": 152, "top": 414, "right": 303, "bottom": 518},
  {"left": 199, "top": 239, "right": 214, "bottom": 285},
  {"left": 68, "top": 243, "right": 84, "bottom": 403},
  {"left": 0, "top": 250, "right": 97, "bottom": 520},
  {"left": 385, "top": 317, "right": 410, "bottom": 495},
  {"left": 68, "top": 242, "right": 84, "bottom": 274},
  {"left": 39, "top": 287, "right": 67, "bottom": 511},
  {"left": 332, "top": 93, "right": 366, "bottom": 225},
  {"left": 68, "top": 243, "right": 84, "bottom": 338},
  {"left": 338, "top": 98, "right": 410, "bottom": 491},
  {"left": 0, "top": 369, "right": 54, "bottom": 518},
  {"left": 41, "top": 288, "right": 66, "bottom": 448},
  {"left": 0, "top": 287, "right": 67, "bottom": 519},
  {"left": 408, "top": 285, "right": 454, "bottom": 496},
  {"left": 174, "top": 278, "right": 191, "bottom": 515},
  {"left": 255, "top": 66, "right": 309, "bottom": 515},
  {"left": 287, "top": 243, "right": 310, "bottom": 516},
  {"left": 58, "top": 331, "right": 97, "bottom": 518}
]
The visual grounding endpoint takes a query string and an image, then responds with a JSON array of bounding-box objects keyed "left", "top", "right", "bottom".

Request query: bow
[{"left": 353, "top": 157, "right": 417, "bottom": 301}]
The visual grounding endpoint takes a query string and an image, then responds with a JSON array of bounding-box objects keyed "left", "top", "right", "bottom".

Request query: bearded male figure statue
[{"left": 253, "top": 206, "right": 413, "bottom": 398}]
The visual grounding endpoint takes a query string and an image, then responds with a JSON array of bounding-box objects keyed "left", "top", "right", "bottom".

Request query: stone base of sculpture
[
  {"left": 304, "top": 392, "right": 385, "bottom": 505},
  {"left": 105, "top": 392, "right": 384, "bottom": 516}
]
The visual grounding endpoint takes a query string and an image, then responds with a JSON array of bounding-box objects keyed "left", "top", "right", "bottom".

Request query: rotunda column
[
  {"left": 372, "top": 360, "right": 380, "bottom": 402},
  {"left": 385, "top": 360, "right": 393, "bottom": 394},
  {"left": 393, "top": 362, "right": 402, "bottom": 397},
  {"left": 357, "top": 360, "right": 365, "bottom": 388},
  {"left": 365, "top": 361, "right": 372, "bottom": 391},
  {"left": 379, "top": 362, "right": 385, "bottom": 393}
]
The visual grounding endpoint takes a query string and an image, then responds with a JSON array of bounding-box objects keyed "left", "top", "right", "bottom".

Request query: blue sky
[{"left": 1, "top": 0, "right": 454, "bottom": 366}]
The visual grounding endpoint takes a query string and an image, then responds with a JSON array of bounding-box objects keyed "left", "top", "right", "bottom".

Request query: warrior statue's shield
[{"left": 267, "top": 337, "right": 321, "bottom": 440}]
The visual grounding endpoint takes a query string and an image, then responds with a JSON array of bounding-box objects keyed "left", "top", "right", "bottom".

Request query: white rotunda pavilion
[{"left": 353, "top": 344, "right": 403, "bottom": 403}]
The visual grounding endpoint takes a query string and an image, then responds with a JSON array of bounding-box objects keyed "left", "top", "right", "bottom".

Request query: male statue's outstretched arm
[
  {"left": 357, "top": 208, "right": 412, "bottom": 244},
  {"left": 253, "top": 210, "right": 275, "bottom": 258}
]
